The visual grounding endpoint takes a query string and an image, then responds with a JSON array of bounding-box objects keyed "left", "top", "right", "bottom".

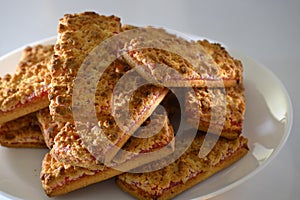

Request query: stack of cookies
[
  {"left": 0, "top": 45, "right": 54, "bottom": 148},
  {"left": 0, "top": 11, "right": 248, "bottom": 199}
]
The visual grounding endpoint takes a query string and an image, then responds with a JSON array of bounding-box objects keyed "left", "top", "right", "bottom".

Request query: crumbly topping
[
  {"left": 123, "top": 38, "right": 207, "bottom": 85},
  {"left": 40, "top": 153, "right": 114, "bottom": 194},
  {"left": 83, "top": 83, "right": 168, "bottom": 163},
  {"left": 0, "top": 45, "right": 54, "bottom": 112},
  {"left": 50, "top": 122, "right": 102, "bottom": 170},
  {"left": 52, "top": 57, "right": 168, "bottom": 167},
  {"left": 51, "top": 111, "right": 174, "bottom": 169},
  {"left": 117, "top": 134, "right": 248, "bottom": 197},
  {"left": 42, "top": 114, "right": 175, "bottom": 194},
  {"left": 0, "top": 11, "right": 248, "bottom": 198},
  {"left": 198, "top": 40, "right": 243, "bottom": 83},
  {"left": 48, "top": 13, "right": 170, "bottom": 166},
  {"left": 185, "top": 86, "right": 245, "bottom": 135},
  {"left": 49, "top": 12, "right": 122, "bottom": 122},
  {"left": 122, "top": 37, "right": 243, "bottom": 87}
]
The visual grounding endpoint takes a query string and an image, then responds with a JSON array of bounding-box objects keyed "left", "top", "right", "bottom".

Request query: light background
[{"left": 0, "top": 0, "right": 299, "bottom": 199}]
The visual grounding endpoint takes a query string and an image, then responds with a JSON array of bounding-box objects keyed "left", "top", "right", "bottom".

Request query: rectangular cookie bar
[
  {"left": 116, "top": 133, "right": 248, "bottom": 200},
  {"left": 41, "top": 114, "right": 175, "bottom": 196},
  {"left": 0, "top": 44, "right": 54, "bottom": 124},
  {"left": 49, "top": 11, "right": 122, "bottom": 123},
  {"left": 122, "top": 32, "right": 243, "bottom": 88},
  {"left": 50, "top": 111, "right": 174, "bottom": 170},
  {"left": 0, "top": 112, "right": 46, "bottom": 148},
  {"left": 40, "top": 153, "right": 121, "bottom": 197}
]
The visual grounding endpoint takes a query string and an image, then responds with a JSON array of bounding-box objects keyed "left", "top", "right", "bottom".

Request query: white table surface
[{"left": 0, "top": 0, "right": 299, "bottom": 199}]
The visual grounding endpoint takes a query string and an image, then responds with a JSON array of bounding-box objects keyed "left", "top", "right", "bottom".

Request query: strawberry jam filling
[{"left": 0, "top": 89, "right": 49, "bottom": 114}]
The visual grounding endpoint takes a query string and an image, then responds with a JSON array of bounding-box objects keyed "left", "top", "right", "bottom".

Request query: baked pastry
[
  {"left": 40, "top": 153, "right": 121, "bottom": 197},
  {"left": 0, "top": 11, "right": 248, "bottom": 199},
  {"left": 49, "top": 12, "right": 167, "bottom": 164},
  {"left": 49, "top": 11, "right": 122, "bottom": 123},
  {"left": 122, "top": 36, "right": 243, "bottom": 88},
  {"left": 50, "top": 60, "right": 168, "bottom": 167},
  {"left": 0, "top": 45, "right": 54, "bottom": 124},
  {"left": 185, "top": 86, "right": 245, "bottom": 139},
  {"left": 48, "top": 12, "right": 168, "bottom": 163},
  {"left": 50, "top": 111, "right": 174, "bottom": 170},
  {"left": 197, "top": 39, "right": 243, "bottom": 85},
  {"left": 41, "top": 114, "right": 175, "bottom": 196},
  {"left": 116, "top": 133, "right": 249, "bottom": 200},
  {"left": 0, "top": 112, "right": 46, "bottom": 148}
]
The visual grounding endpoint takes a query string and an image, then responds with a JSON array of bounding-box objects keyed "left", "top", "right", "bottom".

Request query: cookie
[
  {"left": 116, "top": 134, "right": 249, "bottom": 200},
  {"left": 40, "top": 153, "right": 121, "bottom": 197},
  {"left": 41, "top": 113, "right": 175, "bottom": 196},
  {"left": 0, "top": 112, "right": 46, "bottom": 148},
  {"left": 0, "top": 45, "right": 54, "bottom": 124},
  {"left": 49, "top": 11, "right": 122, "bottom": 123},
  {"left": 50, "top": 112, "right": 174, "bottom": 170},
  {"left": 122, "top": 35, "right": 243, "bottom": 88}
]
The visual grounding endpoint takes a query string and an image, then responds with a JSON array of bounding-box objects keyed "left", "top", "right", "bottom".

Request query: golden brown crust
[
  {"left": 122, "top": 36, "right": 243, "bottom": 88},
  {"left": 0, "top": 96, "right": 50, "bottom": 126},
  {"left": 48, "top": 12, "right": 160, "bottom": 166},
  {"left": 0, "top": 12, "right": 247, "bottom": 199},
  {"left": 90, "top": 84, "right": 169, "bottom": 164},
  {"left": 185, "top": 86, "right": 246, "bottom": 139},
  {"left": 49, "top": 11, "right": 122, "bottom": 123},
  {"left": 50, "top": 122, "right": 100, "bottom": 169},
  {"left": 41, "top": 114, "right": 175, "bottom": 196},
  {"left": 198, "top": 40, "right": 243, "bottom": 85},
  {"left": 116, "top": 134, "right": 248, "bottom": 200},
  {"left": 50, "top": 55, "right": 169, "bottom": 167},
  {"left": 51, "top": 112, "right": 174, "bottom": 170},
  {"left": 0, "top": 113, "right": 46, "bottom": 148},
  {"left": 0, "top": 45, "right": 54, "bottom": 123},
  {"left": 47, "top": 11, "right": 121, "bottom": 163},
  {"left": 49, "top": 13, "right": 173, "bottom": 166},
  {"left": 40, "top": 153, "right": 121, "bottom": 197}
]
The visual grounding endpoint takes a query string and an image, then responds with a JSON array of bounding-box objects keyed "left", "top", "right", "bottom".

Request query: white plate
[{"left": 0, "top": 36, "right": 293, "bottom": 200}]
